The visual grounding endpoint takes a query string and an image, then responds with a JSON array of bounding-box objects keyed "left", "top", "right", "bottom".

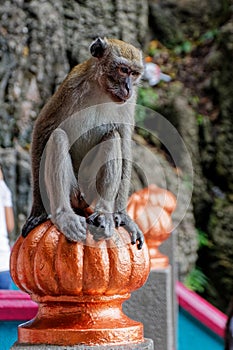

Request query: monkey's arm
[
  {"left": 114, "top": 137, "right": 144, "bottom": 249},
  {"left": 44, "top": 128, "right": 86, "bottom": 241},
  {"left": 86, "top": 130, "right": 122, "bottom": 241},
  {"left": 87, "top": 131, "right": 144, "bottom": 249}
]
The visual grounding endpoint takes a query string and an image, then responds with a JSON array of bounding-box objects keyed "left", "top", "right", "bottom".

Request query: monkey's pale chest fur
[{"left": 60, "top": 101, "right": 135, "bottom": 163}]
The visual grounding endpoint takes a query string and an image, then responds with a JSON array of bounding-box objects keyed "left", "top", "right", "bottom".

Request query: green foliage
[
  {"left": 184, "top": 267, "right": 209, "bottom": 293},
  {"left": 196, "top": 113, "right": 205, "bottom": 126},
  {"left": 174, "top": 40, "right": 193, "bottom": 55},
  {"left": 172, "top": 29, "right": 219, "bottom": 57},
  {"left": 136, "top": 87, "right": 158, "bottom": 127},
  {"left": 135, "top": 88, "right": 161, "bottom": 145},
  {"left": 137, "top": 87, "right": 158, "bottom": 110},
  {"left": 148, "top": 46, "right": 157, "bottom": 57},
  {"left": 197, "top": 228, "right": 212, "bottom": 248},
  {"left": 185, "top": 229, "right": 214, "bottom": 294},
  {"left": 199, "top": 29, "right": 220, "bottom": 43}
]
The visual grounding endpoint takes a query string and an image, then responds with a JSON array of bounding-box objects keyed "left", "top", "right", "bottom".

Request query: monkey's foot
[
  {"left": 86, "top": 212, "right": 115, "bottom": 241},
  {"left": 53, "top": 208, "right": 87, "bottom": 242},
  {"left": 114, "top": 212, "right": 144, "bottom": 250},
  {"left": 22, "top": 213, "right": 48, "bottom": 237}
]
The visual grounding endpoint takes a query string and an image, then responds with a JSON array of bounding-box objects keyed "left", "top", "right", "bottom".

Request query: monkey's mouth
[
  {"left": 107, "top": 85, "right": 132, "bottom": 103},
  {"left": 109, "top": 91, "right": 130, "bottom": 104},
  {"left": 115, "top": 95, "right": 127, "bottom": 103}
]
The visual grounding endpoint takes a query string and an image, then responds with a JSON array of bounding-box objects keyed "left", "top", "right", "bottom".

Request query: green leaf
[
  {"left": 182, "top": 41, "right": 193, "bottom": 53},
  {"left": 197, "top": 228, "right": 212, "bottom": 248},
  {"left": 137, "top": 87, "right": 158, "bottom": 111},
  {"left": 184, "top": 267, "right": 209, "bottom": 293}
]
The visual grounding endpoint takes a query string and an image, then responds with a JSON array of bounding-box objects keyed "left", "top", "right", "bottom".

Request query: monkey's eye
[
  {"left": 131, "top": 71, "right": 140, "bottom": 77},
  {"left": 119, "top": 66, "right": 130, "bottom": 75}
]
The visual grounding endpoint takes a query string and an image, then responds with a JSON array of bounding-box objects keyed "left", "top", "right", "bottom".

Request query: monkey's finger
[
  {"left": 123, "top": 222, "right": 144, "bottom": 250},
  {"left": 87, "top": 213, "right": 107, "bottom": 229},
  {"left": 88, "top": 225, "right": 105, "bottom": 241},
  {"left": 86, "top": 213, "right": 99, "bottom": 225},
  {"left": 114, "top": 213, "right": 125, "bottom": 227},
  {"left": 136, "top": 230, "right": 144, "bottom": 250},
  {"left": 122, "top": 222, "right": 137, "bottom": 244},
  {"left": 129, "top": 227, "right": 137, "bottom": 246},
  {"left": 96, "top": 214, "right": 106, "bottom": 228},
  {"left": 88, "top": 215, "right": 114, "bottom": 240},
  {"left": 64, "top": 221, "right": 87, "bottom": 242},
  {"left": 54, "top": 211, "right": 87, "bottom": 242}
]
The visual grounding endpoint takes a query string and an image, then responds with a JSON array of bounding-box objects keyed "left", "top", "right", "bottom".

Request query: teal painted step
[
  {"left": 179, "top": 308, "right": 224, "bottom": 350},
  {"left": 0, "top": 321, "right": 19, "bottom": 350}
]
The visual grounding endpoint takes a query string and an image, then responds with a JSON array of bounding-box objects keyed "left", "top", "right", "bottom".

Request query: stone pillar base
[
  {"left": 11, "top": 338, "right": 154, "bottom": 349},
  {"left": 123, "top": 267, "right": 174, "bottom": 350}
]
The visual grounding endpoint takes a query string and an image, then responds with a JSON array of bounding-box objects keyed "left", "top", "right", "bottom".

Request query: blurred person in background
[{"left": 0, "top": 165, "right": 14, "bottom": 289}]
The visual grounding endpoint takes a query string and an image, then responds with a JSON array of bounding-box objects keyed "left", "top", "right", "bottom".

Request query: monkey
[{"left": 22, "top": 37, "right": 144, "bottom": 249}]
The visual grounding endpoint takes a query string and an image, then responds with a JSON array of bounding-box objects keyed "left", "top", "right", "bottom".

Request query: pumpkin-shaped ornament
[
  {"left": 128, "top": 184, "right": 176, "bottom": 269},
  {"left": 10, "top": 220, "right": 150, "bottom": 346}
]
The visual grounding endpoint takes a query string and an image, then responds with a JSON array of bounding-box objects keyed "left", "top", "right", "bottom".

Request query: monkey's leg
[
  {"left": 45, "top": 128, "right": 86, "bottom": 241},
  {"left": 86, "top": 130, "right": 122, "bottom": 241},
  {"left": 22, "top": 212, "right": 48, "bottom": 237},
  {"left": 22, "top": 179, "right": 49, "bottom": 237},
  {"left": 22, "top": 161, "right": 48, "bottom": 237}
]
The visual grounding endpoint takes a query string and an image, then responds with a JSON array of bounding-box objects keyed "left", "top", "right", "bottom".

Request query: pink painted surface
[
  {"left": 0, "top": 290, "right": 37, "bottom": 320},
  {"left": 176, "top": 281, "right": 227, "bottom": 338}
]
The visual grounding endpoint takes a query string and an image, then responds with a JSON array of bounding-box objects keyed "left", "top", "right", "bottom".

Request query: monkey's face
[
  {"left": 105, "top": 64, "right": 142, "bottom": 104},
  {"left": 90, "top": 37, "right": 144, "bottom": 104}
]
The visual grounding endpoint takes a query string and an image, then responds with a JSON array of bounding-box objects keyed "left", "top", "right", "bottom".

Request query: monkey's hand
[
  {"left": 22, "top": 213, "right": 48, "bottom": 237},
  {"left": 114, "top": 212, "right": 144, "bottom": 250},
  {"left": 53, "top": 208, "right": 87, "bottom": 242},
  {"left": 86, "top": 212, "right": 115, "bottom": 241}
]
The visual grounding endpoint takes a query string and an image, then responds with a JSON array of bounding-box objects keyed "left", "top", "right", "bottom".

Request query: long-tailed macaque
[{"left": 22, "top": 37, "right": 144, "bottom": 249}]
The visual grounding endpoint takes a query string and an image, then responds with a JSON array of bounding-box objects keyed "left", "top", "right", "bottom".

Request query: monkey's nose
[
  {"left": 123, "top": 84, "right": 131, "bottom": 99},
  {"left": 124, "top": 77, "right": 132, "bottom": 98},
  {"left": 125, "top": 81, "right": 130, "bottom": 94}
]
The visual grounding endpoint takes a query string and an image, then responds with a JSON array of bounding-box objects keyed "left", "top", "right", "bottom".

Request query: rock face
[
  {"left": 204, "top": 18, "right": 233, "bottom": 308},
  {"left": 0, "top": 0, "right": 148, "bottom": 235},
  {"left": 148, "top": 0, "right": 229, "bottom": 44},
  {"left": 0, "top": 0, "right": 148, "bottom": 148}
]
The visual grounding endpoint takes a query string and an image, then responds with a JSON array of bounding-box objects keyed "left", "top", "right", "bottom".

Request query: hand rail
[{"left": 176, "top": 281, "right": 227, "bottom": 338}]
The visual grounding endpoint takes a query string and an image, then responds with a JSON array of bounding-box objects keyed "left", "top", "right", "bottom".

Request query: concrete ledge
[{"left": 11, "top": 338, "right": 154, "bottom": 349}]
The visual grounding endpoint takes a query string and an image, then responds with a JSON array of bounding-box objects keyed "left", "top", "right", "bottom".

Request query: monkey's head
[{"left": 90, "top": 37, "right": 144, "bottom": 103}]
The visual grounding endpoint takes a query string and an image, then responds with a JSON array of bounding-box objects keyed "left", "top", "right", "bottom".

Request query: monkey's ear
[{"left": 90, "top": 37, "right": 107, "bottom": 58}]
